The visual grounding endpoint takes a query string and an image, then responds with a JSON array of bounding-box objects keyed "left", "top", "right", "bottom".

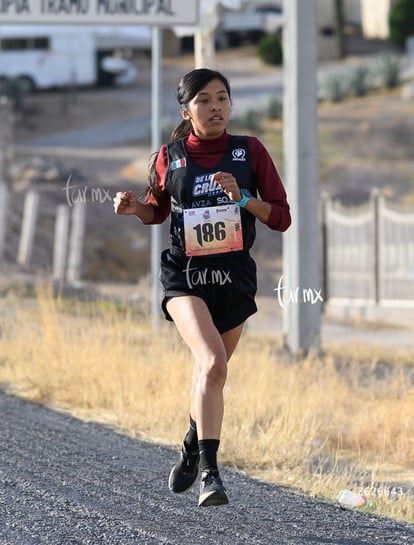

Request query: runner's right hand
[{"left": 113, "top": 191, "right": 138, "bottom": 215}]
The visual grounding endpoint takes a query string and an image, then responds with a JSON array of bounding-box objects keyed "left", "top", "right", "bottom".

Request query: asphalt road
[{"left": 1, "top": 392, "right": 413, "bottom": 545}]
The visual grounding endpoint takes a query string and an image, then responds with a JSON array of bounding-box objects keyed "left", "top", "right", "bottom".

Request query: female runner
[{"left": 113, "top": 68, "right": 291, "bottom": 507}]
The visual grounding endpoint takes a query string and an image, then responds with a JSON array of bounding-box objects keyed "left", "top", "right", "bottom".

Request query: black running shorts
[{"left": 160, "top": 249, "right": 257, "bottom": 334}]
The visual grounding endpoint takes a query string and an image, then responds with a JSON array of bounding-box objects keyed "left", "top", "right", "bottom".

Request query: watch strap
[{"left": 236, "top": 189, "right": 251, "bottom": 208}]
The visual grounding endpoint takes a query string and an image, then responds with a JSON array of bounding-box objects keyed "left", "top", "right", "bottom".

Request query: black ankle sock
[
  {"left": 198, "top": 439, "right": 220, "bottom": 472},
  {"left": 183, "top": 415, "right": 198, "bottom": 453}
]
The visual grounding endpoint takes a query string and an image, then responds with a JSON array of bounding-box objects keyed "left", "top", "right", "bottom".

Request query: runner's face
[{"left": 182, "top": 78, "right": 231, "bottom": 139}]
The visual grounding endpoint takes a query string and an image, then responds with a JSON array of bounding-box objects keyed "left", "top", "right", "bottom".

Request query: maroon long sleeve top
[{"left": 145, "top": 131, "right": 291, "bottom": 232}]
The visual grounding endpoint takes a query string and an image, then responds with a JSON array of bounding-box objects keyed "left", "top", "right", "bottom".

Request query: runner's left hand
[{"left": 212, "top": 171, "right": 242, "bottom": 203}]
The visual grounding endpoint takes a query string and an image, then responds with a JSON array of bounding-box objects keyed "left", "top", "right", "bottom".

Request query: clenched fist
[{"left": 113, "top": 191, "right": 138, "bottom": 215}]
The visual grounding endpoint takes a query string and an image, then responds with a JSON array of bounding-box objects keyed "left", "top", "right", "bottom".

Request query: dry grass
[{"left": 0, "top": 282, "right": 413, "bottom": 522}]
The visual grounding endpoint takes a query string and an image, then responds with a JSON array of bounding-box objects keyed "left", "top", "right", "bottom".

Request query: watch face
[{"left": 241, "top": 189, "right": 252, "bottom": 197}]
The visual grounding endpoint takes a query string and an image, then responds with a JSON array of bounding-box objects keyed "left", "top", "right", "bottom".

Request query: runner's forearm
[
  {"left": 135, "top": 201, "right": 155, "bottom": 224},
  {"left": 244, "top": 198, "right": 271, "bottom": 224}
]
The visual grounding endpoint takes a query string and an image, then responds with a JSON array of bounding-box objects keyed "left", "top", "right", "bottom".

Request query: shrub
[
  {"left": 266, "top": 96, "right": 283, "bottom": 120},
  {"left": 347, "top": 65, "right": 370, "bottom": 96},
  {"left": 243, "top": 109, "right": 262, "bottom": 131},
  {"left": 257, "top": 32, "right": 283, "bottom": 66},
  {"left": 376, "top": 53, "right": 401, "bottom": 89},
  {"left": 0, "top": 76, "right": 27, "bottom": 111},
  {"left": 389, "top": 0, "right": 414, "bottom": 49},
  {"left": 321, "top": 73, "right": 348, "bottom": 102}
]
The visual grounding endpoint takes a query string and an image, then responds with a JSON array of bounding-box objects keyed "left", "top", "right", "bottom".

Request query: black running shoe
[
  {"left": 198, "top": 469, "right": 229, "bottom": 507},
  {"left": 168, "top": 445, "right": 200, "bottom": 493}
]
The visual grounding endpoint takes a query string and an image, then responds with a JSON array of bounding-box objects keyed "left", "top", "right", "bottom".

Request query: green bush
[
  {"left": 0, "top": 77, "right": 27, "bottom": 111},
  {"left": 389, "top": 0, "right": 414, "bottom": 49},
  {"left": 257, "top": 32, "right": 283, "bottom": 66}
]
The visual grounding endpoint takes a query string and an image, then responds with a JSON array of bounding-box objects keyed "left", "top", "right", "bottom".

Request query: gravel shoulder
[{"left": 1, "top": 391, "right": 414, "bottom": 545}]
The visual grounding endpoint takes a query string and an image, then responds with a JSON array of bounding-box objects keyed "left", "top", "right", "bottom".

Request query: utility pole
[{"left": 282, "top": 0, "right": 321, "bottom": 353}]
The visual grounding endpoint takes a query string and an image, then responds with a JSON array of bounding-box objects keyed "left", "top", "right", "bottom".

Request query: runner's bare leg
[{"left": 166, "top": 295, "right": 243, "bottom": 439}]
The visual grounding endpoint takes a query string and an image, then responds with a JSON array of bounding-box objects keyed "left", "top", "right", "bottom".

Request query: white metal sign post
[{"left": 1, "top": 0, "right": 199, "bottom": 330}]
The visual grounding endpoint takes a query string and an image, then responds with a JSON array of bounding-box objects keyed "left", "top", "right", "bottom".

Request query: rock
[{"left": 401, "top": 81, "right": 414, "bottom": 100}]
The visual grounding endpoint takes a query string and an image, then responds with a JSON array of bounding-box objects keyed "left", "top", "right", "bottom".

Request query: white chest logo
[{"left": 232, "top": 148, "right": 246, "bottom": 161}]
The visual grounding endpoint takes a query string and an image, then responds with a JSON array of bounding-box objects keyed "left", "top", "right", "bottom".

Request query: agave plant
[
  {"left": 376, "top": 53, "right": 401, "bottom": 89},
  {"left": 348, "top": 65, "right": 370, "bottom": 97},
  {"left": 321, "top": 73, "right": 348, "bottom": 102}
]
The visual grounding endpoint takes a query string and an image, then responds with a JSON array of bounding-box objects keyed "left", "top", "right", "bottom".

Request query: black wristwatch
[{"left": 236, "top": 189, "right": 252, "bottom": 208}]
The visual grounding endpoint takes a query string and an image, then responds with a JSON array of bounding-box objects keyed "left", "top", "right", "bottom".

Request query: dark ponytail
[
  {"left": 141, "top": 118, "right": 192, "bottom": 202},
  {"left": 170, "top": 119, "right": 193, "bottom": 142},
  {"left": 142, "top": 68, "right": 231, "bottom": 203}
]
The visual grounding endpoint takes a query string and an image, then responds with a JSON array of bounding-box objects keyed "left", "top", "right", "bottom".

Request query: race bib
[{"left": 183, "top": 205, "right": 243, "bottom": 256}]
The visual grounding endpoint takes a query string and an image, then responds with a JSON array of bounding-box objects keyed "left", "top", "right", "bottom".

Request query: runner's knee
[{"left": 198, "top": 354, "right": 227, "bottom": 389}]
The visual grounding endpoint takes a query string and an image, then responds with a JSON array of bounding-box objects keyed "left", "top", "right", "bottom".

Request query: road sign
[{"left": 0, "top": 0, "right": 198, "bottom": 25}]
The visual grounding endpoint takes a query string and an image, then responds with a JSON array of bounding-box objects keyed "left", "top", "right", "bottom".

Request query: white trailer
[{"left": 0, "top": 25, "right": 150, "bottom": 91}]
